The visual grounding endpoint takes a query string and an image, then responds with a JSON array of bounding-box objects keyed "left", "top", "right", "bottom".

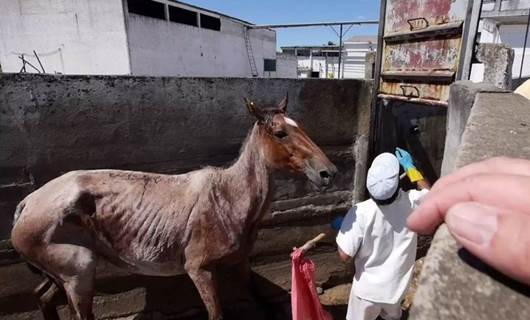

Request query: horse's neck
[{"left": 225, "top": 124, "right": 271, "bottom": 216}]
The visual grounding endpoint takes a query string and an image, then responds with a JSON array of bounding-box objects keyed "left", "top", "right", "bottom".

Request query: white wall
[
  {"left": 0, "top": 0, "right": 130, "bottom": 75},
  {"left": 126, "top": 13, "right": 276, "bottom": 77},
  {"left": 343, "top": 42, "right": 376, "bottom": 79},
  {"left": 297, "top": 56, "right": 339, "bottom": 79},
  {"left": 275, "top": 54, "right": 297, "bottom": 78}
]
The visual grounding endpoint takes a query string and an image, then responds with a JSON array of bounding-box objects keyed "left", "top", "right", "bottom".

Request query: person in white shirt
[{"left": 335, "top": 148, "right": 430, "bottom": 320}]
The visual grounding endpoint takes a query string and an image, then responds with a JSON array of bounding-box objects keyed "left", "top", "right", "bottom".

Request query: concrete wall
[
  {"left": 0, "top": 74, "right": 372, "bottom": 245},
  {"left": 275, "top": 53, "right": 298, "bottom": 78},
  {"left": 343, "top": 42, "right": 376, "bottom": 79},
  {"left": 126, "top": 13, "right": 276, "bottom": 77},
  {"left": 0, "top": 0, "right": 130, "bottom": 75},
  {"left": 0, "top": 74, "right": 372, "bottom": 319},
  {"left": 411, "top": 83, "right": 530, "bottom": 320}
]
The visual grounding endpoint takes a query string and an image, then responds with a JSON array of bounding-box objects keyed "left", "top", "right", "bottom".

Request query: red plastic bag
[{"left": 291, "top": 248, "right": 333, "bottom": 320}]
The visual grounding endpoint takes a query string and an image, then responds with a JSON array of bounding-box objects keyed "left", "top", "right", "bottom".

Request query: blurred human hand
[{"left": 407, "top": 157, "right": 530, "bottom": 285}]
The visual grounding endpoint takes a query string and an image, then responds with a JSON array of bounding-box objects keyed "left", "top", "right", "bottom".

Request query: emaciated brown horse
[{"left": 11, "top": 95, "right": 337, "bottom": 320}]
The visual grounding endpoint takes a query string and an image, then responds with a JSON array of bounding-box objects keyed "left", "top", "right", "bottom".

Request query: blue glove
[
  {"left": 395, "top": 147, "right": 424, "bottom": 182},
  {"left": 331, "top": 216, "right": 344, "bottom": 231},
  {"left": 395, "top": 147, "right": 414, "bottom": 170}
]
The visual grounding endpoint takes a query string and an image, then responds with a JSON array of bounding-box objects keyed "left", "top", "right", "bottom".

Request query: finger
[
  {"left": 432, "top": 157, "right": 530, "bottom": 193},
  {"left": 407, "top": 173, "right": 530, "bottom": 234},
  {"left": 445, "top": 202, "right": 530, "bottom": 285}
]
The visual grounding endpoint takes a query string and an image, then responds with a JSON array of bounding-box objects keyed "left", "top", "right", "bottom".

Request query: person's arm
[
  {"left": 338, "top": 247, "right": 352, "bottom": 263},
  {"left": 417, "top": 177, "right": 431, "bottom": 190},
  {"left": 395, "top": 147, "right": 430, "bottom": 190},
  {"left": 334, "top": 208, "right": 363, "bottom": 265}
]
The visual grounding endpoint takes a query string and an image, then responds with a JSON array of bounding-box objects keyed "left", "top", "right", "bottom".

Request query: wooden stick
[{"left": 299, "top": 233, "right": 327, "bottom": 253}]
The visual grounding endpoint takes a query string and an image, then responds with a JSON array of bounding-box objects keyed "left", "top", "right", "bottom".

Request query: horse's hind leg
[
  {"left": 55, "top": 246, "right": 97, "bottom": 320},
  {"left": 34, "top": 277, "right": 62, "bottom": 320},
  {"left": 32, "top": 244, "right": 97, "bottom": 320}
]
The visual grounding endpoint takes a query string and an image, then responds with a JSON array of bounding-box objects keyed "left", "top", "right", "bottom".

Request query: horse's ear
[
  {"left": 244, "top": 98, "right": 264, "bottom": 121},
  {"left": 278, "top": 93, "right": 288, "bottom": 113}
]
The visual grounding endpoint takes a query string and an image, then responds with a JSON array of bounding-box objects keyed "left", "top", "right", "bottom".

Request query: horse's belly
[{"left": 117, "top": 256, "right": 186, "bottom": 276}]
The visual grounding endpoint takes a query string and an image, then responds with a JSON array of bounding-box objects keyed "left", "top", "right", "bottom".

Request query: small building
[
  {"left": 0, "top": 0, "right": 277, "bottom": 77},
  {"left": 474, "top": 0, "right": 530, "bottom": 82},
  {"left": 280, "top": 35, "right": 377, "bottom": 79}
]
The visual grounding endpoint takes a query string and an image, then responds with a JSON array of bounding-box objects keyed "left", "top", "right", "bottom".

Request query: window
[
  {"left": 128, "top": 0, "right": 165, "bottom": 20},
  {"left": 264, "top": 59, "right": 277, "bottom": 72},
  {"left": 169, "top": 6, "right": 198, "bottom": 26},
  {"left": 311, "top": 71, "right": 320, "bottom": 78},
  {"left": 200, "top": 14, "right": 221, "bottom": 31}
]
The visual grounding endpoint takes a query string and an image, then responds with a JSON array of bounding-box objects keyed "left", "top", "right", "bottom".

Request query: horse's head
[{"left": 245, "top": 95, "right": 337, "bottom": 190}]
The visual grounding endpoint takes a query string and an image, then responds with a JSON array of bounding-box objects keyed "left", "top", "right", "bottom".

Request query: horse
[{"left": 10, "top": 95, "right": 337, "bottom": 320}]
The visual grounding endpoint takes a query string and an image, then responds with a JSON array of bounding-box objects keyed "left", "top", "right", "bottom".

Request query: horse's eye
[{"left": 274, "top": 131, "right": 288, "bottom": 140}]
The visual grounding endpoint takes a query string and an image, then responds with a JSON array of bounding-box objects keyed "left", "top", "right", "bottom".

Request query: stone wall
[{"left": 0, "top": 74, "right": 372, "bottom": 319}]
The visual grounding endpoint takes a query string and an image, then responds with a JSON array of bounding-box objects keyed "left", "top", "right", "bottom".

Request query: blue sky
[{"left": 182, "top": 0, "right": 381, "bottom": 49}]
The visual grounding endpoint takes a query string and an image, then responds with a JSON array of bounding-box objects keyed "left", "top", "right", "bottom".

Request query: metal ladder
[{"left": 244, "top": 28, "right": 259, "bottom": 77}]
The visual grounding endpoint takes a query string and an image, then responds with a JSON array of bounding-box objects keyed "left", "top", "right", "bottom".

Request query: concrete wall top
[{"left": 410, "top": 85, "right": 530, "bottom": 319}]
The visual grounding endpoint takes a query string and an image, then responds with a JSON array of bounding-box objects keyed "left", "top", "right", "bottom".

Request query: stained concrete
[
  {"left": 441, "top": 81, "right": 506, "bottom": 176},
  {"left": 0, "top": 74, "right": 372, "bottom": 241},
  {"left": 410, "top": 89, "right": 530, "bottom": 320},
  {"left": 476, "top": 43, "right": 515, "bottom": 90},
  {"left": 0, "top": 74, "right": 372, "bottom": 319}
]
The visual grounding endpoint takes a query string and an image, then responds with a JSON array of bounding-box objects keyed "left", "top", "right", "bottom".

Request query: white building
[
  {"left": 472, "top": 0, "right": 530, "bottom": 83},
  {"left": 0, "top": 0, "right": 277, "bottom": 77},
  {"left": 280, "top": 35, "right": 377, "bottom": 79}
]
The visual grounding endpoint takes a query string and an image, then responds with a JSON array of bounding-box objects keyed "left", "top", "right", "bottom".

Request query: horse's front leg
[{"left": 186, "top": 266, "right": 222, "bottom": 320}]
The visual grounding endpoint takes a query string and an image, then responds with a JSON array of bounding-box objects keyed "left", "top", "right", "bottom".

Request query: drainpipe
[{"left": 520, "top": 10, "right": 530, "bottom": 78}]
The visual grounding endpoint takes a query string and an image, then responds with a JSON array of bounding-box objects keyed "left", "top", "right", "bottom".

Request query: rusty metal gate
[
  {"left": 374, "top": 0, "right": 482, "bottom": 106},
  {"left": 368, "top": 0, "right": 482, "bottom": 183}
]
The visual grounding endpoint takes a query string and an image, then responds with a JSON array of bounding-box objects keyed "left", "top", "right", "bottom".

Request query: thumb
[{"left": 445, "top": 202, "right": 530, "bottom": 285}]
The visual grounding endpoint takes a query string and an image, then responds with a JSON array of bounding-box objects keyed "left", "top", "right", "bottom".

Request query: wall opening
[
  {"left": 128, "top": 0, "right": 165, "bottom": 20},
  {"left": 169, "top": 6, "right": 198, "bottom": 26},
  {"left": 200, "top": 14, "right": 221, "bottom": 31},
  {"left": 264, "top": 59, "right": 277, "bottom": 72}
]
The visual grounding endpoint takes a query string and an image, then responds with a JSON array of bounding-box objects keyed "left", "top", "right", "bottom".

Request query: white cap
[{"left": 366, "top": 153, "right": 400, "bottom": 200}]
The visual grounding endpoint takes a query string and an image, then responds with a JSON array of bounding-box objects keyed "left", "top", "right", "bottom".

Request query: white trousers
[{"left": 346, "top": 295, "right": 402, "bottom": 320}]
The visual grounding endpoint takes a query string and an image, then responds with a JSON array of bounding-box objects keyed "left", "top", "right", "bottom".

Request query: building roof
[
  {"left": 344, "top": 35, "right": 378, "bottom": 43},
  {"left": 170, "top": 1, "right": 254, "bottom": 26},
  {"left": 280, "top": 45, "right": 340, "bottom": 50}
]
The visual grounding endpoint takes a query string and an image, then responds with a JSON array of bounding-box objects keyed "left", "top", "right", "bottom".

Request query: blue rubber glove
[
  {"left": 395, "top": 147, "right": 424, "bottom": 182},
  {"left": 331, "top": 216, "right": 344, "bottom": 231},
  {"left": 395, "top": 147, "right": 414, "bottom": 170}
]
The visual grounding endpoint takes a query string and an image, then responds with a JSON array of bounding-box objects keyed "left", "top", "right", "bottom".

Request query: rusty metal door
[{"left": 375, "top": 0, "right": 482, "bottom": 106}]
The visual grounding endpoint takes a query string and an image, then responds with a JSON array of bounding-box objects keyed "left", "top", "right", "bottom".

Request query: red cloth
[{"left": 291, "top": 248, "right": 333, "bottom": 320}]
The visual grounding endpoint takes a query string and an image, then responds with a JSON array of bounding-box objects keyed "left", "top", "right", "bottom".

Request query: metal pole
[
  {"left": 33, "top": 50, "right": 45, "bottom": 73},
  {"left": 248, "top": 20, "right": 378, "bottom": 29},
  {"left": 338, "top": 24, "right": 343, "bottom": 79},
  {"left": 520, "top": 10, "right": 530, "bottom": 79}
]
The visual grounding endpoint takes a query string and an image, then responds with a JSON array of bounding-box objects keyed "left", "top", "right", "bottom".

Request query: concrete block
[
  {"left": 410, "top": 91, "right": 530, "bottom": 320},
  {"left": 441, "top": 81, "right": 506, "bottom": 176},
  {"left": 476, "top": 43, "right": 515, "bottom": 90}
]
